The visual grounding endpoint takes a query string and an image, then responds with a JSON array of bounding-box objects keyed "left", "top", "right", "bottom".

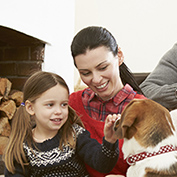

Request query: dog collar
[{"left": 126, "top": 145, "right": 177, "bottom": 166}]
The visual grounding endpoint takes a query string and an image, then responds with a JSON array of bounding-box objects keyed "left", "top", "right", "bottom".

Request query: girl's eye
[
  {"left": 47, "top": 103, "right": 53, "bottom": 107},
  {"left": 61, "top": 102, "right": 68, "bottom": 107}
]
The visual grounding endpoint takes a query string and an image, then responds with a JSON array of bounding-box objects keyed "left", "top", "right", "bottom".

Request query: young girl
[{"left": 4, "top": 71, "right": 119, "bottom": 177}]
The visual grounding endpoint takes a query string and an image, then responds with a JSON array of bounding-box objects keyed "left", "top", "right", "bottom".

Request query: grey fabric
[{"left": 140, "top": 43, "right": 177, "bottom": 110}]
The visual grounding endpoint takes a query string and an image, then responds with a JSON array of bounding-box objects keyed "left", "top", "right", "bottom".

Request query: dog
[{"left": 114, "top": 99, "right": 177, "bottom": 177}]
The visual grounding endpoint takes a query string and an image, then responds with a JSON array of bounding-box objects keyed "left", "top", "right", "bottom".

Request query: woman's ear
[
  {"left": 25, "top": 100, "right": 35, "bottom": 115},
  {"left": 118, "top": 47, "right": 124, "bottom": 66}
]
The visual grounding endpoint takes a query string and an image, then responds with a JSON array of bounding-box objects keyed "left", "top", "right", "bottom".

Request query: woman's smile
[{"left": 95, "top": 81, "right": 109, "bottom": 89}]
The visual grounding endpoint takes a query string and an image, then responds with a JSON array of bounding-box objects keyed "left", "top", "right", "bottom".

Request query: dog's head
[{"left": 114, "top": 99, "right": 175, "bottom": 148}]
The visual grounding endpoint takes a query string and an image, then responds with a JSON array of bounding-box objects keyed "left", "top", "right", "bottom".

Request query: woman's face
[{"left": 75, "top": 46, "right": 123, "bottom": 101}]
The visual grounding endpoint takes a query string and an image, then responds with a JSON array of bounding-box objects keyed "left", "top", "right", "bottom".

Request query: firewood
[
  {"left": 0, "top": 117, "right": 11, "bottom": 137},
  {"left": 0, "top": 100, "right": 16, "bottom": 120},
  {"left": 9, "top": 90, "right": 23, "bottom": 107},
  {"left": 0, "top": 136, "right": 9, "bottom": 155},
  {"left": 0, "top": 78, "right": 12, "bottom": 98},
  {"left": 0, "top": 96, "right": 3, "bottom": 103}
]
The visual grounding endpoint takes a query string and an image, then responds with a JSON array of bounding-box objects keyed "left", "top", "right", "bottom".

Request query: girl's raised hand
[{"left": 104, "top": 114, "right": 121, "bottom": 144}]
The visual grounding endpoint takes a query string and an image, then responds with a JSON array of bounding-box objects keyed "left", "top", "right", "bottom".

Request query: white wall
[
  {"left": 1, "top": 0, "right": 177, "bottom": 91},
  {"left": 0, "top": 0, "right": 75, "bottom": 92},
  {"left": 75, "top": 0, "right": 177, "bottom": 74}
]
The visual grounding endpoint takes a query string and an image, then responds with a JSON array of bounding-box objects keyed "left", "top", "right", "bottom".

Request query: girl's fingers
[{"left": 107, "top": 114, "right": 121, "bottom": 123}]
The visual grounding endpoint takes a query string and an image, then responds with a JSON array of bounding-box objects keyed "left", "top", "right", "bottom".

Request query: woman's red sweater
[{"left": 69, "top": 89, "right": 146, "bottom": 177}]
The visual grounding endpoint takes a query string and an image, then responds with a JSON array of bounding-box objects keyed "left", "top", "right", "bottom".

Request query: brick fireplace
[
  {"left": 0, "top": 25, "right": 47, "bottom": 91},
  {"left": 0, "top": 25, "right": 47, "bottom": 174}
]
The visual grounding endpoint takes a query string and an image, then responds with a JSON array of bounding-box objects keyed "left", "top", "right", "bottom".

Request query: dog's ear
[
  {"left": 115, "top": 99, "right": 140, "bottom": 139},
  {"left": 121, "top": 112, "right": 137, "bottom": 139}
]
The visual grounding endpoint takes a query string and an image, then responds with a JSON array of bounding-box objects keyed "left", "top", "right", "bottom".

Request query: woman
[{"left": 69, "top": 26, "right": 146, "bottom": 177}]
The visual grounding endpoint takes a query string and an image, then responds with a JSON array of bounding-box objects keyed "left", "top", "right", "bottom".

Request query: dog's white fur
[
  {"left": 115, "top": 99, "right": 177, "bottom": 177},
  {"left": 170, "top": 109, "right": 177, "bottom": 134},
  {"left": 123, "top": 136, "right": 177, "bottom": 177}
]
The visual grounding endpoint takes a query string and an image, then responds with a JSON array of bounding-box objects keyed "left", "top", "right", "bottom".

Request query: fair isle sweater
[
  {"left": 69, "top": 87, "right": 146, "bottom": 176},
  {"left": 4, "top": 124, "right": 119, "bottom": 177}
]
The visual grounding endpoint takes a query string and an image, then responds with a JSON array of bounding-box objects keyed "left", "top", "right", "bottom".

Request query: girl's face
[
  {"left": 27, "top": 84, "right": 69, "bottom": 138},
  {"left": 75, "top": 46, "right": 123, "bottom": 101}
]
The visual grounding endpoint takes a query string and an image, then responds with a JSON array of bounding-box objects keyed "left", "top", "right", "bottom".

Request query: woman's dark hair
[
  {"left": 119, "top": 63, "right": 143, "bottom": 94},
  {"left": 71, "top": 26, "right": 118, "bottom": 62},
  {"left": 71, "top": 26, "right": 143, "bottom": 94}
]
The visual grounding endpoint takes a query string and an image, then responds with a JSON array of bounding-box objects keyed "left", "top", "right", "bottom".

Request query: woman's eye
[
  {"left": 81, "top": 71, "right": 90, "bottom": 76},
  {"left": 100, "top": 65, "right": 108, "bottom": 70}
]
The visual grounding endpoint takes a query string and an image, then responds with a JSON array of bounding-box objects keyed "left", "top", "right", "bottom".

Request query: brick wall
[
  {"left": 0, "top": 45, "right": 44, "bottom": 91},
  {"left": 0, "top": 26, "right": 46, "bottom": 91}
]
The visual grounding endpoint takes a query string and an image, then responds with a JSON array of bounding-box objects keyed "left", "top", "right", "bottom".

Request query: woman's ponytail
[{"left": 119, "top": 63, "right": 144, "bottom": 94}]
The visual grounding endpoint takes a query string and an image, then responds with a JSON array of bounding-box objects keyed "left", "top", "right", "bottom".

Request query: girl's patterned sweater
[{"left": 4, "top": 124, "right": 119, "bottom": 177}]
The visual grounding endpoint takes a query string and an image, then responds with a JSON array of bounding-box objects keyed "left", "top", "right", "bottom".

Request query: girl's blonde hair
[{"left": 4, "top": 71, "right": 83, "bottom": 174}]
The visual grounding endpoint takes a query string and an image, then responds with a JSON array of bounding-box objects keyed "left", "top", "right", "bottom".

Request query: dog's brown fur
[
  {"left": 115, "top": 99, "right": 175, "bottom": 148},
  {"left": 114, "top": 99, "right": 177, "bottom": 177}
]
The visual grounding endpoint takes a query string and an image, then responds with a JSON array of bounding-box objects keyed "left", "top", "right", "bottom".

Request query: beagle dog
[{"left": 114, "top": 99, "right": 177, "bottom": 177}]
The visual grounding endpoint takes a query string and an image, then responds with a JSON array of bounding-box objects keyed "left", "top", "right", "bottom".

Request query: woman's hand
[{"left": 104, "top": 114, "right": 121, "bottom": 144}]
